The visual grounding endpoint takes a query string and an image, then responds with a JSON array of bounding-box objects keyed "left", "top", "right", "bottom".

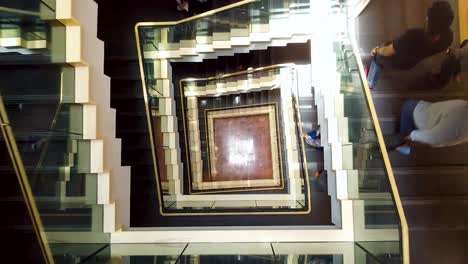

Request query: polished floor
[
  {"left": 186, "top": 92, "right": 287, "bottom": 192},
  {"left": 209, "top": 113, "right": 273, "bottom": 182}
]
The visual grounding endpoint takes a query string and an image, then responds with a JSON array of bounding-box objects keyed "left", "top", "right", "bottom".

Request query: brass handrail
[
  {"left": 0, "top": 95, "right": 53, "bottom": 263},
  {"left": 348, "top": 19, "right": 410, "bottom": 264},
  {"left": 180, "top": 63, "right": 294, "bottom": 83}
]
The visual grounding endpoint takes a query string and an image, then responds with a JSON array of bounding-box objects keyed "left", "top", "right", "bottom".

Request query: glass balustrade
[
  {"left": 329, "top": 1, "right": 407, "bottom": 263},
  {"left": 355, "top": 241, "right": 403, "bottom": 264},
  {"left": 110, "top": 242, "right": 349, "bottom": 263},
  {"left": 0, "top": 0, "right": 109, "bottom": 262}
]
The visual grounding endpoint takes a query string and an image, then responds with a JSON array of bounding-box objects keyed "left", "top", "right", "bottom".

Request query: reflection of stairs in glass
[
  {"left": 0, "top": 66, "right": 100, "bottom": 232},
  {"left": 0, "top": 0, "right": 130, "bottom": 249},
  {"left": 0, "top": 13, "right": 48, "bottom": 53},
  {"left": 0, "top": 135, "right": 45, "bottom": 262},
  {"left": 140, "top": 0, "right": 311, "bottom": 62}
]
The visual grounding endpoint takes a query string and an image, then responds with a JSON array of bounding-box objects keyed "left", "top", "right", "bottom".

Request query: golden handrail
[{"left": 180, "top": 63, "right": 295, "bottom": 83}]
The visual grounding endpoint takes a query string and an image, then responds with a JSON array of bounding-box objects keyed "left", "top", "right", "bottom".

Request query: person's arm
[
  {"left": 371, "top": 43, "right": 397, "bottom": 57},
  {"left": 371, "top": 29, "right": 416, "bottom": 57}
]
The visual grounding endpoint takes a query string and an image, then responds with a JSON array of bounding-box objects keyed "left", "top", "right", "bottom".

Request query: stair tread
[
  {"left": 105, "top": 56, "right": 139, "bottom": 62},
  {"left": 111, "top": 75, "right": 141, "bottom": 81},
  {"left": 409, "top": 229, "right": 468, "bottom": 263}
]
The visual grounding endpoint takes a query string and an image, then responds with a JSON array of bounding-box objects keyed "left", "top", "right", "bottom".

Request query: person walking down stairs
[
  {"left": 366, "top": 1, "right": 454, "bottom": 89},
  {"left": 395, "top": 99, "right": 468, "bottom": 155}
]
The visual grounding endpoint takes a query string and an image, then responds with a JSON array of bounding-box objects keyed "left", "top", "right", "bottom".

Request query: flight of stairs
[
  {"left": 365, "top": 63, "right": 468, "bottom": 263},
  {"left": 0, "top": 60, "right": 108, "bottom": 227},
  {"left": 0, "top": 131, "right": 48, "bottom": 263},
  {"left": 1, "top": 3, "right": 131, "bottom": 262},
  {"left": 356, "top": 0, "right": 468, "bottom": 262}
]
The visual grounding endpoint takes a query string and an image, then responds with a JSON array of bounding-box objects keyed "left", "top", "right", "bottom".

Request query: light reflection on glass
[{"left": 228, "top": 138, "right": 255, "bottom": 165}]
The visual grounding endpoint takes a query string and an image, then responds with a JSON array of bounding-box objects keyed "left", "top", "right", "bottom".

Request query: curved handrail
[{"left": 180, "top": 63, "right": 294, "bottom": 83}]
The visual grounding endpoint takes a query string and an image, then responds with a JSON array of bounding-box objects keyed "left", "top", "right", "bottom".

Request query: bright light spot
[{"left": 228, "top": 138, "right": 255, "bottom": 166}]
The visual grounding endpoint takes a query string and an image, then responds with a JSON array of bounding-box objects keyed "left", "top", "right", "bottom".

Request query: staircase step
[
  {"left": 111, "top": 98, "right": 147, "bottom": 112},
  {"left": 110, "top": 79, "right": 143, "bottom": 97},
  {"left": 403, "top": 197, "right": 468, "bottom": 229},
  {"left": 389, "top": 143, "right": 468, "bottom": 167},
  {"left": 122, "top": 149, "right": 153, "bottom": 165},
  {"left": 2, "top": 95, "right": 61, "bottom": 104},
  {"left": 40, "top": 207, "right": 93, "bottom": 231},
  {"left": 112, "top": 92, "right": 144, "bottom": 101},
  {"left": 342, "top": 92, "right": 468, "bottom": 118},
  {"left": 104, "top": 58, "right": 140, "bottom": 78},
  {"left": 396, "top": 166, "right": 468, "bottom": 197},
  {"left": 409, "top": 229, "right": 468, "bottom": 263},
  {"left": 0, "top": 200, "right": 30, "bottom": 227},
  {"left": 131, "top": 165, "right": 155, "bottom": 179},
  {"left": 304, "top": 146, "right": 324, "bottom": 163},
  {"left": 116, "top": 114, "right": 148, "bottom": 131}
]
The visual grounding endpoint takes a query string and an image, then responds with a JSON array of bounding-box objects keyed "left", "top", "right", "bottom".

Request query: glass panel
[
  {"left": 355, "top": 242, "right": 402, "bottom": 264},
  {"left": 0, "top": 1, "right": 109, "bottom": 262},
  {"left": 331, "top": 2, "right": 401, "bottom": 230},
  {"left": 50, "top": 244, "right": 110, "bottom": 264},
  {"left": 327, "top": 1, "right": 403, "bottom": 262},
  {"left": 111, "top": 243, "right": 346, "bottom": 263}
]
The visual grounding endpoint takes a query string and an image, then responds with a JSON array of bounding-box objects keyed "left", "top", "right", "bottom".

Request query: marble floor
[{"left": 189, "top": 103, "right": 284, "bottom": 190}]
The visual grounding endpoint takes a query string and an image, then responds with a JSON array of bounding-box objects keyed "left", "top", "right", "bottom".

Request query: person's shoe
[
  {"left": 396, "top": 145, "right": 411, "bottom": 155},
  {"left": 364, "top": 67, "right": 369, "bottom": 77},
  {"left": 314, "top": 170, "right": 321, "bottom": 178}
]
